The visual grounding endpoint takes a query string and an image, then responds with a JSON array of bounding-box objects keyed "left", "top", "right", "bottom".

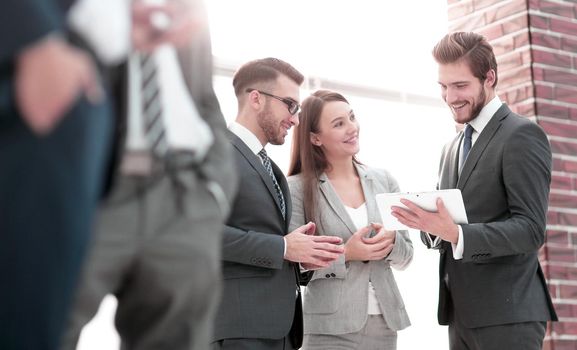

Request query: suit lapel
[
  {"left": 356, "top": 165, "right": 380, "bottom": 225},
  {"left": 439, "top": 135, "right": 461, "bottom": 190},
  {"left": 228, "top": 132, "right": 286, "bottom": 220},
  {"left": 457, "top": 105, "right": 507, "bottom": 189},
  {"left": 318, "top": 173, "right": 358, "bottom": 235}
]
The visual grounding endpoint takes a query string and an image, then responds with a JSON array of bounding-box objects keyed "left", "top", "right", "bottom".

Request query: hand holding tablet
[{"left": 376, "top": 189, "right": 468, "bottom": 231}]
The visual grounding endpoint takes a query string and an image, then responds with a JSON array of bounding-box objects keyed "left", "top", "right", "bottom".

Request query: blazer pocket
[
  {"left": 222, "top": 264, "right": 273, "bottom": 279},
  {"left": 471, "top": 254, "right": 526, "bottom": 265},
  {"left": 302, "top": 279, "right": 343, "bottom": 315}
]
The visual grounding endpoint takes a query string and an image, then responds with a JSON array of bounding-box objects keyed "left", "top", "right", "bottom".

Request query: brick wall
[{"left": 446, "top": 0, "right": 577, "bottom": 348}]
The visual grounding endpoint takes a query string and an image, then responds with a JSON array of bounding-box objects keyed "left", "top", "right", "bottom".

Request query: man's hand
[
  {"left": 132, "top": 1, "right": 204, "bottom": 52},
  {"left": 391, "top": 198, "right": 459, "bottom": 243},
  {"left": 285, "top": 222, "right": 344, "bottom": 269},
  {"left": 345, "top": 223, "right": 396, "bottom": 262},
  {"left": 15, "top": 36, "right": 102, "bottom": 135}
]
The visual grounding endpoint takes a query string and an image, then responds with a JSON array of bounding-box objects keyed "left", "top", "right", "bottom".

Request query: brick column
[{"left": 446, "top": 0, "right": 577, "bottom": 348}]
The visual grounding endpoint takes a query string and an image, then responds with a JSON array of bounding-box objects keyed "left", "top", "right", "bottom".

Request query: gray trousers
[
  {"left": 302, "top": 315, "right": 397, "bottom": 350},
  {"left": 60, "top": 170, "right": 226, "bottom": 350}
]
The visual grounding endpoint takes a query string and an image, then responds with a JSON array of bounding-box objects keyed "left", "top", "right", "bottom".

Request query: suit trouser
[
  {"left": 61, "top": 168, "right": 225, "bottom": 350},
  {"left": 448, "top": 310, "right": 546, "bottom": 350},
  {"left": 0, "top": 96, "right": 112, "bottom": 350},
  {"left": 211, "top": 336, "right": 295, "bottom": 350}
]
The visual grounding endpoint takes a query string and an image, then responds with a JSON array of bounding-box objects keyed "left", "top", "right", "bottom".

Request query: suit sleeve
[
  {"left": 0, "top": 0, "right": 65, "bottom": 125},
  {"left": 420, "top": 143, "right": 450, "bottom": 249},
  {"left": 287, "top": 176, "right": 347, "bottom": 283},
  {"left": 380, "top": 170, "right": 413, "bottom": 270},
  {"left": 0, "top": 0, "right": 64, "bottom": 63},
  {"left": 178, "top": 0, "right": 238, "bottom": 206},
  {"left": 462, "top": 122, "right": 552, "bottom": 262},
  {"left": 222, "top": 224, "right": 286, "bottom": 269}
]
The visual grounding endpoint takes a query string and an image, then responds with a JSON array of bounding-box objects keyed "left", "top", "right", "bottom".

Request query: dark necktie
[
  {"left": 140, "top": 53, "right": 168, "bottom": 157},
  {"left": 461, "top": 124, "right": 474, "bottom": 169},
  {"left": 258, "top": 149, "right": 286, "bottom": 219}
]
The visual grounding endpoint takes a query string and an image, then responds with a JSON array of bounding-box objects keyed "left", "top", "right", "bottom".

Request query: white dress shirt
[
  {"left": 70, "top": 0, "right": 214, "bottom": 159},
  {"left": 126, "top": 49, "right": 214, "bottom": 159},
  {"left": 345, "top": 203, "right": 383, "bottom": 315},
  {"left": 229, "top": 122, "right": 263, "bottom": 157},
  {"left": 67, "top": 0, "right": 131, "bottom": 64}
]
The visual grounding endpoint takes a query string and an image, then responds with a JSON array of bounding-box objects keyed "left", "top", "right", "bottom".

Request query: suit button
[
  {"left": 325, "top": 274, "right": 331, "bottom": 278},
  {"left": 330, "top": 273, "right": 336, "bottom": 277}
]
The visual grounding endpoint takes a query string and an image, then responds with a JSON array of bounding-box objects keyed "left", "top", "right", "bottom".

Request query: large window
[
  {"left": 77, "top": 2, "right": 456, "bottom": 349},
  {"left": 209, "top": 2, "right": 454, "bottom": 349}
]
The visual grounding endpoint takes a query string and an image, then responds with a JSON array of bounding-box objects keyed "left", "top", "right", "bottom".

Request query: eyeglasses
[{"left": 245, "top": 88, "right": 301, "bottom": 115}]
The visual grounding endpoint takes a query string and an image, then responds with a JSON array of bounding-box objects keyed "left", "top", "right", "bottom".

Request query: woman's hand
[{"left": 344, "top": 223, "right": 395, "bottom": 262}]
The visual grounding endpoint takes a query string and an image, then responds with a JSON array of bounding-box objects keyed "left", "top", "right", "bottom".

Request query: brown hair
[
  {"left": 232, "top": 57, "right": 304, "bottom": 97},
  {"left": 432, "top": 32, "right": 498, "bottom": 87},
  {"left": 288, "top": 90, "right": 360, "bottom": 225}
]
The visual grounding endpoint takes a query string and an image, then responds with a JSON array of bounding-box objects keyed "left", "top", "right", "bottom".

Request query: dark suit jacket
[
  {"left": 0, "top": 2, "right": 113, "bottom": 349},
  {"left": 213, "top": 131, "right": 303, "bottom": 347},
  {"left": 424, "top": 104, "right": 558, "bottom": 328}
]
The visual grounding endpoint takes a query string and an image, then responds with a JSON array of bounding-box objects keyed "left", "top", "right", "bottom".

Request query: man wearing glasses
[{"left": 211, "top": 57, "right": 344, "bottom": 350}]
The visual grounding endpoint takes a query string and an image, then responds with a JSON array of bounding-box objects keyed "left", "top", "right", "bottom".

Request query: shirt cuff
[
  {"left": 283, "top": 237, "right": 287, "bottom": 258},
  {"left": 451, "top": 225, "right": 464, "bottom": 260},
  {"left": 425, "top": 233, "right": 443, "bottom": 249}
]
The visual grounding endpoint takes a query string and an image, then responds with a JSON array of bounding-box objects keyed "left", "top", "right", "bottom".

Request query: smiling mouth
[
  {"left": 344, "top": 136, "right": 358, "bottom": 144},
  {"left": 452, "top": 102, "right": 467, "bottom": 110}
]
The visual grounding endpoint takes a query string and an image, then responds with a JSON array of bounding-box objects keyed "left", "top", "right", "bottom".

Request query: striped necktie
[
  {"left": 258, "top": 149, "right": 286, "bottom": 219},
  {"left": 140, "top": 53, "right": 168, "bottom": 157}
]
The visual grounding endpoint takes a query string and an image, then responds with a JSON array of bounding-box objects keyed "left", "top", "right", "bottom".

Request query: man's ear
[
  {"left": 485, "top": 69, "right": 496, "bottom": 88},
  {"left": 247, "top": 90, "right": 262, "bottom": 110},
  {"left": 310, "top": 132, "right": 322, "bottom": 146}
]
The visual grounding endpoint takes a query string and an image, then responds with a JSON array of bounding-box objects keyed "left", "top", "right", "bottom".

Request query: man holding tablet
[{"left": 391, "top": 32, "right": 557, "bottom": 350}]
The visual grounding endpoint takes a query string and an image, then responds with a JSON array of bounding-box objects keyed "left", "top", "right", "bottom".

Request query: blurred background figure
[
  {"left": 0, "top": 0, "right": 113, "bottom": 349},
  {"left": 61, "top": 0, "right": 237, "bottom": 349},
  {"left": 288, "top": 90, "right": 412, "bottom": 350}
]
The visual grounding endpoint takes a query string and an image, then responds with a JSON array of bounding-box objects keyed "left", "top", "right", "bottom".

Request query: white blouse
[{"left": 344, "top": 203, "right": 383, "bottom": 315}]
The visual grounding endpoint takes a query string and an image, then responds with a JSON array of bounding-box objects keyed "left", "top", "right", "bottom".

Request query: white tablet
[{"left": 375, "top": 189, "right": 468, "bottom": 230}]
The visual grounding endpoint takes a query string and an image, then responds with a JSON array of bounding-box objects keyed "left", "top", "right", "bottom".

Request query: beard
[
  {"left": 469, "top": 87, "right": 486, "bottom": 122},
  {"left": 449, "top": 85, "right": 487, "bottom": 124},
  {"left": 257, "top": 106, "right": 285, "bottom": 145}
]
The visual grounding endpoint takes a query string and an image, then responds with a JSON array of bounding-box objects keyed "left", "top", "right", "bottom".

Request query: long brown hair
[{"left": 288, "top": 90, "right": 360, "bottom": 225}]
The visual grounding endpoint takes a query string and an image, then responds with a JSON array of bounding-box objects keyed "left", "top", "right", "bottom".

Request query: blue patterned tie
[
  {"left": 461, "top": 124, "right": 474, "bottom": 170},
  {"left": 258, "top": 149, "right": 286, "bottom": 219}
]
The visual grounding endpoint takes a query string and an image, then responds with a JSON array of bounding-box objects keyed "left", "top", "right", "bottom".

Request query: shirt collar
[
  {"left": 468, "top": 95, "right": 502, "bottom": 134},
  {"left": 229, "top": 121, "right": 264, "bottom": 155}
]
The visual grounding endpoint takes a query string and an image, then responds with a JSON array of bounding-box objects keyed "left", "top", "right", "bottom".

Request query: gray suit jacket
[
  {"left": 103, "top": 0, "right": 237, "bottom": 204},
  {"left": 288, "top": 165, "right": 412, "bottom": 335},
  {"left": 213, "top": 132, "right": 303, "bottom": 345},
  {"left": 424, "top": 104, "right": 558, "bottom": 327}
]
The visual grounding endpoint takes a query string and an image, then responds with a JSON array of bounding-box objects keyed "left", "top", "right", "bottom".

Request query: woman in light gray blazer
[{"left": 287, "top": 90, "right": 412, "bottom": 349}]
